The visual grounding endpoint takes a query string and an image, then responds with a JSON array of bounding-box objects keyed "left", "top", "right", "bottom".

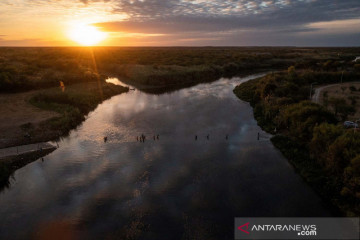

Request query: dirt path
[
  {"left": 0, "top": 91, "right": 60, "bottom": 148},
  {"left": 312, "top": 84, "right": 339, "bottom": 103},
  {"left": 312, "top": 82, "right": 360, "bottom": 122},
  {"left": 312, "top": 82, "right": 360, "bottom": 104}
]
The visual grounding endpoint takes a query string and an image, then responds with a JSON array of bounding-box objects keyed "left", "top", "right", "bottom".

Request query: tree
[
  {"left": 349, "top": 85, "right": 357, "bottom": 93},
  {"left": 323, "top": 60, "right": 333, "bottom": 70},
  {"left": 287, "top": 66, "right": 297, "bottom": 82},
  {"left": 288, "top": 66, "right": 296, "bottom": 75},
  {"left": 260, "top": 80, "right": 277, "bottom": 99},
  {"left": 342, "top": 155, "right": 360, "bottom": 203},
  {"left": 326, "top": 132, "right": 360, "bottom": 175},
  {"left": 348, "top": 96, "right": 357, "bottom": 106},
  {"left": 328, "top": 97, "right": 355, "bottom": 120},
  {"left": 339, "top": 105, "right": 356, "bottom": 121},
  {"left": 310, "top": 123, "right": 343, "bottom": 166},
  {"left": 277, "top": 101, "right": 337, "bottom": 142}
]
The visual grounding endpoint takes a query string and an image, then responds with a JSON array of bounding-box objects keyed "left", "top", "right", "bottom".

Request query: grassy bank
[
  {"left": 29, "top": 81, "right": 128, "bottom": 140},
  {"left": 233, "top": 69, "right": 360, "bottom": 216}
]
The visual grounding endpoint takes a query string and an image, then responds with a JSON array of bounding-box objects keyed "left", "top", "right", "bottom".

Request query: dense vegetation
[
  {"left": 234, "top": 61, "right": 360, "bottom": 216},
  {"left": 1, "top": 47, "right": 359, "bottom": 92}
]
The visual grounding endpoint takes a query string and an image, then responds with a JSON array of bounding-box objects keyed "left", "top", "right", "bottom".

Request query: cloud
[
  {"left": 0, "top": 0, "right": 359, "bottom": 46},
  {"left": 95, "top": 0, "right": 360, "bottom": 32},
  {"left": 91, "top": 0, "right": 360, "bottom": 46}
]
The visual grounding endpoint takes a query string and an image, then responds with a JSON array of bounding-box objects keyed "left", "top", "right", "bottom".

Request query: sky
[{"left": 0, "top": 0, "right": 359, "bottom": 46}]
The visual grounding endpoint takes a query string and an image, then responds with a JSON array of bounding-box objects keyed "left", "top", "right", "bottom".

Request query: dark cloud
[
  {"left": 105, "top": 0, "right": 360, "bottom": 22},
  {"left": 91, "top": 0, "right": 360, "bottom": 46}
]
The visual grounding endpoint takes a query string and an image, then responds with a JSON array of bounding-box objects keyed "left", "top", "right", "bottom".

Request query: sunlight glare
[{"left": 68, "top": 24, "right": 107, "bottom": 46}]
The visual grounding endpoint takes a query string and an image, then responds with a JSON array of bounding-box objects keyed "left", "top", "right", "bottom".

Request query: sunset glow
[
  {"left": 0, "top": 1, "right": 359, "bottom": 46},
  {"left": 68, "top": 24, "right": 108, "bottom": 46}
]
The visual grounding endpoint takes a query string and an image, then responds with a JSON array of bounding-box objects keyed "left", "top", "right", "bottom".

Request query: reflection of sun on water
[{"left": 68, "top": 24, "right": 107, "bottom": 46}]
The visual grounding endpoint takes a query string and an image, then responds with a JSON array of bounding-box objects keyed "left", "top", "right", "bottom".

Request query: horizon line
[{"left": 1, "top": 45, "right": 360, "bottom": 48}]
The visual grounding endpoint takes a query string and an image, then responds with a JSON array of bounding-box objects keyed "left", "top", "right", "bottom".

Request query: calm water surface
[{"left": 0, "top": 74, "right": 331, "bottom": 239}]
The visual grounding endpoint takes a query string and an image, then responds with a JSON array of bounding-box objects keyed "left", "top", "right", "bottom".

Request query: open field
[
  {"left": 0, "top": 91, "right": 60, "bottom": 148},
  {"left": 0, "top": 81, "right": 128, "bottom": 149},
  {"left": 315, "top": 82, "right": 360, "bottom": 121}
]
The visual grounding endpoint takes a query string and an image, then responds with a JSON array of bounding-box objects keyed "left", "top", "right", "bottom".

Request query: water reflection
[{"left": 0, "top": 74, "right": 331, "bottom": 239}]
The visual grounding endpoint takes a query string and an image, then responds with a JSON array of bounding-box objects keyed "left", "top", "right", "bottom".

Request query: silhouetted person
[
  {"left": 157, "top": 134, "right": 159, "bottom": 140},
  {"left": 153, "top": 136, "right": 156, "bottom": 140},
  {"left": 207, "top": 134, "right": 209, "bottom": 140},
  {"left": 195, "top": 135, "right": 197, "bottom": 140},
  {"left": 226, "top": 134, "right": 228, "bottom": 140},
  {"left": 257, "top": 132, "right": 260, "bottom": 141},
  {"left": 104, "top": 136, "right": 108, "bottom": 143},
  {"left": 136, "top": 136, "right": 139, "bottom": 141}
]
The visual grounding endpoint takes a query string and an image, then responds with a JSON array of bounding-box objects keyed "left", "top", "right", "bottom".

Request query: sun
[{"left": 68, "top": 24, "right": 107, "bottom": 46}]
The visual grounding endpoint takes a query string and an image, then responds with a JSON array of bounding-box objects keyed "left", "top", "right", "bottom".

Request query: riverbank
[
  {"left": 0, "top": 81, "right": 128, "bottom": 149},
  {"left": 0, "top": 81, "right": 128, "bottom": 190},
  {"left": 116, "top": 67, "right": 274, "bottom": 94},
  {"left": 233, "top": 71, "right": 360, "bottom": 216},
  {"left": 0, "top": 143, "right": 57, "bottom": 191}
]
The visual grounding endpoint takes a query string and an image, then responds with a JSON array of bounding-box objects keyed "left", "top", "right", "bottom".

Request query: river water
[{"left": 0, "top": 74, "right": 331, "bottom": 239}]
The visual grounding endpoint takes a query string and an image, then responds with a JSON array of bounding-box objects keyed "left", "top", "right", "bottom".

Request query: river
[{"left": 0, "top": 74, "right": 331, "bottom": 239}]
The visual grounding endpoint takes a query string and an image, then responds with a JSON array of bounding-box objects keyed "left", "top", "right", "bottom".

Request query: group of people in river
[
  {"left": 194, "top": 134, "right": 228, "bottom": 140},
  {"left": 137, "top": 134, "right": 159, "bottom": 142},
  {"left": 103, "top": 132, "right": 267, "bottom": 143},
  {"left": 104, "top": 134, "right": 232, "bottom": 143}
]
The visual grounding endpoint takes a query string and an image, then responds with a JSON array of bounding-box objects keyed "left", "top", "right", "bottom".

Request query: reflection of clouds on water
[{"left": 0, "top": 74, "right": 332, "bottom": 239}]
